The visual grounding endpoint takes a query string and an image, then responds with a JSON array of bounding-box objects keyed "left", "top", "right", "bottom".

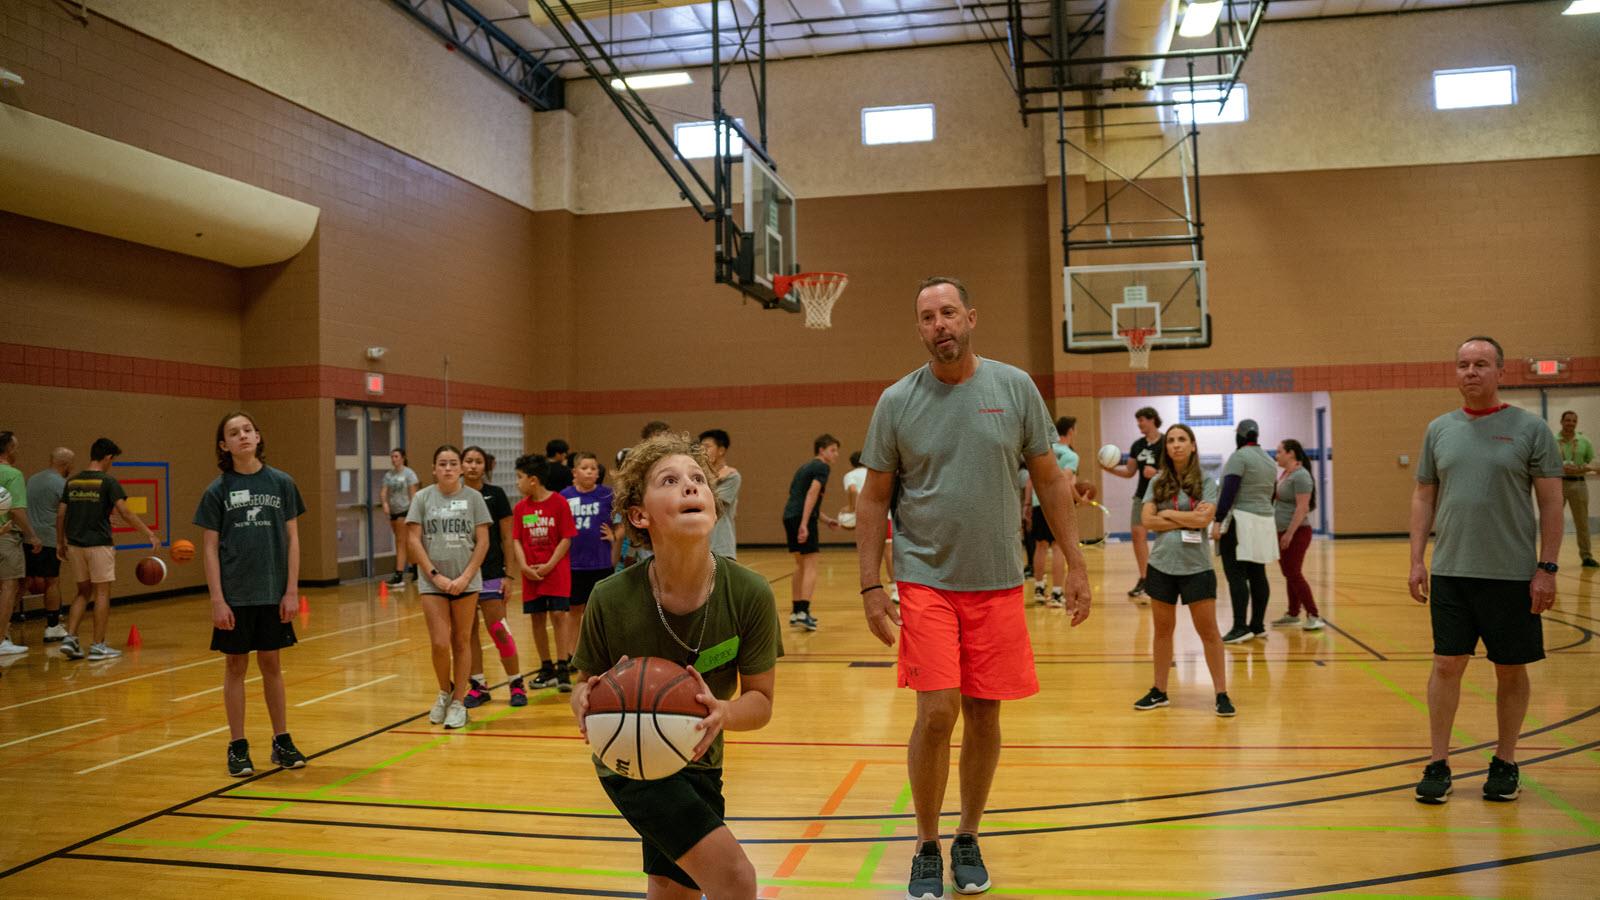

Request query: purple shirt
[{"left": 561, "top": 484, "right": 614, "bottom": 571}]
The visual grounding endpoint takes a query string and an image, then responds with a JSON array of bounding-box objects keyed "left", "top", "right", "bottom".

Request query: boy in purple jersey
[{"left": 561, "top": 452, "right": 615, "bottom": 620}]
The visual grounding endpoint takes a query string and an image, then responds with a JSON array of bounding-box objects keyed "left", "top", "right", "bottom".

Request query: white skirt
[{"left": 1230, "top": 509, "right": 1280, "bottom": 564}]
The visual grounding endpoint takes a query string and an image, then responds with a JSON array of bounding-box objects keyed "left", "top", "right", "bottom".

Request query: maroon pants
[{"left": 1277, "top": 526, "right": 1317, "bottom": 617}]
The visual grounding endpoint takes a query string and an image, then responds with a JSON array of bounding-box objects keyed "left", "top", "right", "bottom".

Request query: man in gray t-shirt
[
  {"left": 855, "top": 277, "right": 1092, "bottom": 898},
  {"left": 1407, "top": 336, "right": 1564, "bottom": 806},
  {"left": 25, "top": 447, "right": 74, "bottom": 640}
]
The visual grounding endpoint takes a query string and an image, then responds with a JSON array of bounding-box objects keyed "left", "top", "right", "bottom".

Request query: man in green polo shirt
[
  {"left": 1408, "top": 336, "right": 1563, "bottom": 806},
  {"left": 1556, "top": 410, "right": 1596, "bottom": 568}
]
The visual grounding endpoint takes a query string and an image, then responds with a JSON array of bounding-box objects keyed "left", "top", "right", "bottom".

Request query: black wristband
[{"left": 860, "top": 585, "right": 883, "bottom": 595}]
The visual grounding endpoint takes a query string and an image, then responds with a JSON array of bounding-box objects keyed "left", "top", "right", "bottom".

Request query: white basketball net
[
  {"left": 787, "top": 273, "right": 849, "bottom": 330},
  {"left": 1120, "top": 328, "right": 1154, "bottom": 369}
]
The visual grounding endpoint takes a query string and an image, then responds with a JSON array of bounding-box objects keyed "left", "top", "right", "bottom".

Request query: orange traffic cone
[
  {"left": 126, "top": 625, "right": 143, "bottom": 647},
  {"left": 378, "top": 580, "right": 388, "bottom": 598},
  {"left": 299, "top": 595, "right": 309, "bottom": 613}
]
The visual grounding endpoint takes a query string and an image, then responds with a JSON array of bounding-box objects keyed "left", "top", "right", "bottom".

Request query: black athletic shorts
[
  {"left": 601, "top": 766, "right": 725, "bottom": 890},
  {"left": 1144, "top": 566, "right": 1218, "bottom": 606},
  {"left": 1430, "top": 575, "right": 1544, "bottom": 665},
  {"left": 1029, "top": 511, "right": 1055, "bottom": 544},
  {"left": 25, "top": 548, "right": 62, "bottom": 579},
  {"left": 211, "top": 604, "right": 297, "bottom": 654},
  {"left": 783, "top": 516, "right": 819, "bottom": 554},
  {"left": 570, "top": 568, "right": 608, "bottom": 606}
]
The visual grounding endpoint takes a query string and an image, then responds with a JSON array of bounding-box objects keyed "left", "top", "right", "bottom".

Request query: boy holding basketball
[
  {"left": 58, "top": 437, "right": 159, "bottom": 660},
  {"left": 570, "top": 432, "right": 780, "bottom": 900},
  {"left": 195, "top": 412, "right": 307, "bottom": 776}
]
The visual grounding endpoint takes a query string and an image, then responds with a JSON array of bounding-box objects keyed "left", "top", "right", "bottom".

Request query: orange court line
[{"left": 759, "top": 759, "right": 870, "bottom": 898}]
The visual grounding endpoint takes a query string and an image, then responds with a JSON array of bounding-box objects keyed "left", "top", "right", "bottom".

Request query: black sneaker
[
  {"left": 1127, "top": 578, "right": 1146, "bottom": 597},
  {"left": 1215, "top": 693, "right": 1236, "bottom": 717},
  {"left": 1222, "top": 627, "right": 1254, "bottom": 644},
  {"left": 1583, "top": 557, "right": 1599, "bottom": 568},
  {"left": 555, "top": 660, "right": 573, "bottom": 693},
  {"left": 1032, "top": 586, "right": 1046, "bottom": 606},
  {"left": 385, "top": 572, "right": 405, "bottom": 587},
  {"left": 532, "top": 662, "right": 558, "bottom": 688},
  {"left": 270, "top": 733, "right": 307, "bottom": 769},
  {"left": 907, "top": 840, "right": 944, "bottom": 900},
  {"left": 1133, "top": 687, "right": 1169, "bottom": 711},
  {"left": 1415, "top": 760, "right": 1452, "bottom": 804},
  {"left": 227, "top": 739, "right": 254, "bottom": 777},
  {"left": 949, "top": 833, "right": 991, "bottom": 895},
  {"left": 1482, "top": 755, "right": 1520, "bottom": 801}
]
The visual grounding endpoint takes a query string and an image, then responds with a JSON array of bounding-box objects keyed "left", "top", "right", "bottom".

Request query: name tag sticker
[
  {"left": 522, "top": 514, "right": 537, "bottom": 527},
  {"left": 450, "top": 499, "right": 469, "bottom": 511},
  {"left": 695, "top": 636, "right": 740, "bottom": 673},
  {"left": 229, "top": 490, "right": 251, "bottom": 505},
  {"left": 1181, "top": 529, "right": 1203, "bottom": 544}
]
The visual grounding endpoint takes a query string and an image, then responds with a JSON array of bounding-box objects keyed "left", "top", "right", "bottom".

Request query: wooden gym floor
[{"left": 0, "top": 540, "right": 1596, "bottom": 898}]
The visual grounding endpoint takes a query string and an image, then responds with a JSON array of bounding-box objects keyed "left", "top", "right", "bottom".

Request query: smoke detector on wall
[
  {"left": 0, "top": 68, "right": 23, "bottom": 88},
  {"left": 366, "top": 346, "right": 387, "bottom": 361}
]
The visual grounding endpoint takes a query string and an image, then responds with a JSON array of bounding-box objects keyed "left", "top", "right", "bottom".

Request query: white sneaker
[
  {"left": 0, "top": 638, "right": 28, "bottom": 656},
  {"left": 444, "top": 700, "right": 468, "bottom": 729},
  {"left": 87, "top": 642, "right": 122, "bottom": 659},
  {"left": 43, "top": 624, "right": 68, "bottom": 642},
  {"left": 60, "top": 635, "right": 84, "bottom": 659},
  {"left": 428, "top": 690, "right": 451, "bottom": 725},
  {"left": 1303, "top": 616, "right": 1325, "bottom": 631}
]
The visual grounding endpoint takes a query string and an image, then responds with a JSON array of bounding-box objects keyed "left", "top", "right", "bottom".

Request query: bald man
[{"left": 27, "top": 447, "right": 75, "bottom": 641}]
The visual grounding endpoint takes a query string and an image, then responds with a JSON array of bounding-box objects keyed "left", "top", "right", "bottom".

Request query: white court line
[
  {"left": 329, "top": 638, "right": 409, "bottom": 661},
  {"left": 0, "top": 717, "right": 106, "bottom": 750},
  {"left": 0, "top": 612, "right": 423, "bottom": 713},
  {"left": 294, "top": 674, "right": 398, "bottom": 708},
  {"left": 170, "top": 676, "right": 261, "bottom": 702},
  {"left": 76, "top": 725, "right": 229, "bottom": 775}
]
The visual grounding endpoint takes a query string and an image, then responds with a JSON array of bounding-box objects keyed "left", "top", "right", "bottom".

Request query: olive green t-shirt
[
  {"left": 1416, "top": 406, "right": 1562, "bottom": 581},
  {"left": 1273, "top": 467, "right": 1314, "bottom": 532},
  {"left": 1222, "top": 445, "right": 1277, "bottom": 517},
  {"left": 572, "top": 556, "right": 782, "bottom": 773}
]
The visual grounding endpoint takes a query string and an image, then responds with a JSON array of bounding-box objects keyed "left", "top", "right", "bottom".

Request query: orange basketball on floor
[
  {"left": 171, "top": 539, "right": 196, "bottom": 563},
  {"left": 585, "top": 656, "right": 708, "bottom": 780},
  {"left": 135, "top": 556, "right": 167, "bottom": 586}
]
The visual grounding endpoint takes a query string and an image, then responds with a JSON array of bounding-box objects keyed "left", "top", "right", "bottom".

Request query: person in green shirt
[
  {"left": 1556, "top": 410, "right": 1596, "bottom": 567},
  {"left": 570, "top": 432, "right": 779, "bottom": 900},
  {"left": 0, "top": 430, "right": 46, "bottom": 656}
]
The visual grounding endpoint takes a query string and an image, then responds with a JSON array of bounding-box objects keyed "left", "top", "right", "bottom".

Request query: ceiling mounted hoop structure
[
  {"left": 1119, "top": 327, "right": 1155, "bottom": 369},
  {"left": 774, "top": 272, "right": 848, "bottom": 330}
]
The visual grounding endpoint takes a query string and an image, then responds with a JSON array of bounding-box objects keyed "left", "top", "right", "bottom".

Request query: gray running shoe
[
  {"left": 906, "top": 841, "right": 944, "bottom": 900},
  {"left": 949, "top": 834, "right": 991, "bottom": 895}
]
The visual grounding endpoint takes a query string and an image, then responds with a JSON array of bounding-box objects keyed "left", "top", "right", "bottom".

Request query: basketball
[
  {"left": 171, "top": 539, "right": 196, "bottom": 563},
  {"left": 1097, "top": 443, "right": 1122, "bottom": 468},
  {"left": 838, "top": 510, "right": 857, "bottom": 529},
  {"left": 585, "top": 656, "right": 708, "bottom": 780},
  {"left": 1079, "top": 483, "right": 1098, "bottom": 502},
  {"left": 135, "top": 556, "right": 167, "bottom": 586}
]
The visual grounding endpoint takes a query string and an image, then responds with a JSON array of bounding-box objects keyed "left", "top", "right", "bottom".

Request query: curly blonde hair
[{"left": 613, "top": 432, "right": 722, "bottom": 548}]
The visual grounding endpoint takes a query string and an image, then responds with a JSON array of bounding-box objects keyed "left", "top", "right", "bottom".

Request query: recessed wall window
[
  {"left": 861, "top": 104, "right": 935, "bottom": 145},
  {"left": 1433, "top": 66, "right": 1517, "bottom": 110},
  {"left": 1171, "top": 85, "right": 1248, "bottom": 125},
  {"left": 674, "top": 119, "right": 744, "bottom": 160}
]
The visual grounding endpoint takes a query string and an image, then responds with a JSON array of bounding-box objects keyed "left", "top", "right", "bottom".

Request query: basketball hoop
[
  {"left": 774, "top": 272, "right": 848, "bottom": 330},
  {"left": 1119, "top": 328, "right": 1155, "bottom": 369}
]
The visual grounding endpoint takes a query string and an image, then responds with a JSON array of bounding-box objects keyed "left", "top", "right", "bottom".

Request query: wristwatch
[
  {"left": 429, "top": 568, "right": 440, "bottom": 577},
  {"left": 1536, "top": 561, "right": 1558, "bottom": 575}
]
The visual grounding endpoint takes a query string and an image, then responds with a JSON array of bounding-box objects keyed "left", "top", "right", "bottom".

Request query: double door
[{"left": 334, "top": 403, "right": 405, "bottom": 581}]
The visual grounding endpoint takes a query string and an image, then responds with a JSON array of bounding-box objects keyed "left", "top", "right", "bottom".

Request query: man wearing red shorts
[{"left": 856, "top": 277, "right": 1092, "bottom": 900}]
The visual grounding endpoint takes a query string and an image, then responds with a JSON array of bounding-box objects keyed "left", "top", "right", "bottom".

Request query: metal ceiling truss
[{"left": 391, "top": 0, "right": 564, "bottom": 110}]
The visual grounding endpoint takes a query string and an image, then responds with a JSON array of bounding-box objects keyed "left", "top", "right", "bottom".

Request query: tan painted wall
[
  {"left": 1330, "top": 388, "right": 1462, "bottom": 535},
  {"left": 86, "top": 0, "right": 537, "bottom": 209}
]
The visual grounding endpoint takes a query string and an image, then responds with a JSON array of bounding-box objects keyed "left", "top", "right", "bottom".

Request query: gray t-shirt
[
  {"left": 1273, "top": 467, "right": 1314, "bottom": 532},
  {"left": 1417, "top": 406, "right": 1562, "bottom": 581},
  {"left": 1143, "top": 476, "right": 1221, "bottom": 576},
  {"left": 26, "top": 469, "right": 66, "bottom": 547},
  {"left": 405, "top": 484, "right": 492, "bottom": 594},
  {"left": 862, "top": 358, "right": 1054, "bottom": 590},
  {"left": 1222, "top": 445, "right": 1277, "bottom": 517},
  {"left": 193, "top": 466, "right": 306, "bottom": 607},
  {"left": 710, "top": 469, "right": 741, "bottom": 559},
  {"left": 383, "top": 466, "right": 419, "bottom": 514}
]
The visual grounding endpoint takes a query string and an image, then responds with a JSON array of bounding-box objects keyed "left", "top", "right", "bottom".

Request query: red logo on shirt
[
  {"left": 1491, "top": 436, "right": 1514, "bottom": 443},
  {"left": 978, "top": 408, "right": 1005, "bottom": 414}
]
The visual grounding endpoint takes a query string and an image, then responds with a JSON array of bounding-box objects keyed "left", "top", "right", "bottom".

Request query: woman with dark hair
[
  {"left": 1271, "top": 439, "right": 1322, "bottom": 630},
  {"left": 1134, "top": 425, "right": 1234, "bottom": 717},
  {"left": 381, "top": 448, "right": 419, "bottom": 586},
  {"left": 1215, "top": 419, "right": 1279, "bottom": 644}
]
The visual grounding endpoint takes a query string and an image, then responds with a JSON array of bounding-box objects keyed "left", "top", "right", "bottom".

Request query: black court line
[
  {"left": 1318, "top": 617, "right": 1388, "bottom": 660},
  {"left": 1216, "top": 841, "right": 1600, "bottom": 900},
  {"left": 57, "top": 853, "right": 645, "bottom": 898},
  {"left": 1543, "top": 614, "right": 1596, "bottom": 654},
  {"left": 1560, "top": 609, "right": 1600, "bottom": 625}
]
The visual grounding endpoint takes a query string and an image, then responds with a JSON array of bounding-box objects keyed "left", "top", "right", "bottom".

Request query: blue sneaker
[
  {"left": 949, "top": 833, "right": 990, "bottom": 895},
  {"left": 907, "top": 841, "right": 943, "bottom": 900}
]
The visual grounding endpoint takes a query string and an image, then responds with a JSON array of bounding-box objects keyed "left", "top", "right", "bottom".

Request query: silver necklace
[{"left": 650, "top": 552, "right": 716, "bottom": 665}]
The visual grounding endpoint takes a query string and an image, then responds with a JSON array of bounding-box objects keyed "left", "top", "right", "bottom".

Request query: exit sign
[
  {"left": 365, "top": 372, "right": 385, "bottom": 395},
  {"left": 1526, "top": 358, "right": 1569, "bottom": 379}
]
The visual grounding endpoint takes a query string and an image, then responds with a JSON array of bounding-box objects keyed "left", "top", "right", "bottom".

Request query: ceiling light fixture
[
  {"left": 1561, "top": 0, "right": 1600, "bottom": 14},
  {"left": 1178, "top": 0, "right": 1224, "bottom": 38},
  {"left": 608, "top": 72, "right": 693, "bottom": 91}
]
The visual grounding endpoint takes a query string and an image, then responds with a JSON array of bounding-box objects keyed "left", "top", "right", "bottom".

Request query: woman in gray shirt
[
  {"left": 1271, "top": 439, "right": 1321, "bottom": 630},
  {"left": 1134, "top": 425, "right": 1234, "bottom": 718},
  {"left": 381, "top": 448, "right": 419, "bottom": 586},
  {"left": 405, "top": 445, "right": 490, "bottom": 731}
]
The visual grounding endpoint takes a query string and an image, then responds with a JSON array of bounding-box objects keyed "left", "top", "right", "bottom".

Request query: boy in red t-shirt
[{"left": 512, "top": 455, "right": 577, "bottom": 690}]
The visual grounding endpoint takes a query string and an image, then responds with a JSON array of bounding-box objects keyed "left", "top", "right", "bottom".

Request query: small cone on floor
[
  {"left": 299, "top": 596, "right": 309, "bottom": 613},
  {"left": 378, "top": 581, "right": 388, "bottom": 598},
  {"left": 126, "top": 625, "right": 143, "bottom": 647}
]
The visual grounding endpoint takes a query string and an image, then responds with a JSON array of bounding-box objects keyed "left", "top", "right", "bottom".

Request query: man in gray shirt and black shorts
[{"left": 1409, "top": 335, "right": 1563, "bottom": 805}]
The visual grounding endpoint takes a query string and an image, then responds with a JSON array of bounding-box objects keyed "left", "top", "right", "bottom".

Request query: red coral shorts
[{"left": 896, "top": 582, "right": 1038, "bottom": 700}]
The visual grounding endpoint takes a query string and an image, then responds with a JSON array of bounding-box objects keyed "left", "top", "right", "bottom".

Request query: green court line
[
  {"left": 851, "top": 781, "right": 912, "bottom": 887},
  {"left": 1460, "top": 678, "right": 1600, "bottom": 766},
  {"left": 1353, "top": 662, "right": 1600, "bottom": 837}
]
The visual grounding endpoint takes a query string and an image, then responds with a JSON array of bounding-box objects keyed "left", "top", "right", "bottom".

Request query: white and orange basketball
[{"left": 585, "top": 657, "right": 708, "bottom": 781}]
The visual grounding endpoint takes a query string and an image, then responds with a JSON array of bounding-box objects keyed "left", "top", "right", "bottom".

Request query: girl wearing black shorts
[{"left": 1133, "top": 424, "right": 1235, "bottom": 717}]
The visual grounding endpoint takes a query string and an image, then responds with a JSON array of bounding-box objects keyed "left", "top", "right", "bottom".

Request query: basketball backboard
[
  {"left": 1063, "top": 260, "right": 1210, "bottom": 354},
  {"left": 740, "top": 152, "right": 798, "bottom": 310}
]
